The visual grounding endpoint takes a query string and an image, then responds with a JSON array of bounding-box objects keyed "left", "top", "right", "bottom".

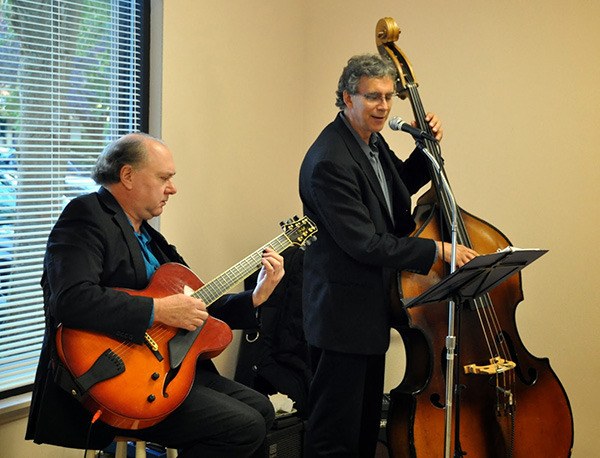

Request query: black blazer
[
  {"left": 299, "top": 113, "right": 437, "bottom": 355},
  {"left": 26, "top": 187, "right": 258, "bottom": 449}
]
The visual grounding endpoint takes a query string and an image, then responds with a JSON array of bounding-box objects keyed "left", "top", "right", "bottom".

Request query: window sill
[{"left": 0, "top": 393, "right": 31, "bottom": 426}]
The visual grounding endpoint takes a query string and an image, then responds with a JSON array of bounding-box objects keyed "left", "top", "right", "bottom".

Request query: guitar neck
[{"left": 193, "top": 233, "right": 292, "bottom": 306}]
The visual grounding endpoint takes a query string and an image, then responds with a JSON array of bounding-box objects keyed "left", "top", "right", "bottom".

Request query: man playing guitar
[{"left": 26, "top": 133, "right": 285, "bottom": 457}]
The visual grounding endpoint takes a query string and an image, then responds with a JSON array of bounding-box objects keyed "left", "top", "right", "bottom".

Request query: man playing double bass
[{"left": 299, "top": 54, "right": 478, "bottom": 457}]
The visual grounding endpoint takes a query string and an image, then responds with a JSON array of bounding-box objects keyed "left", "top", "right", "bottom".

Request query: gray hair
[
  {"left": 91, "top": 133, "right": 159, "bottom": 185},
  {"left": 335, "top": 54, "right": 397, "bottom": 109}
]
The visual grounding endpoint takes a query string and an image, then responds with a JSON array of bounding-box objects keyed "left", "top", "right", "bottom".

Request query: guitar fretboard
[{"left": 192, "top": 233, "right": 292, "bottom": 306}]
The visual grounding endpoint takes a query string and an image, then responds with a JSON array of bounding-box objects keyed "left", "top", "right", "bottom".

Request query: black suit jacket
[
  {"left": 299, "top": 113, "right": 437, "bottom": 355},
  {"left": 26, "top": 187, "right": 258, "bottom": 449}
]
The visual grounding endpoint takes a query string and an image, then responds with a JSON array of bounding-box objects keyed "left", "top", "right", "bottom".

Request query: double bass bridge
[{"left": 463, "top": 356, "right": 516, "bottom": 375}]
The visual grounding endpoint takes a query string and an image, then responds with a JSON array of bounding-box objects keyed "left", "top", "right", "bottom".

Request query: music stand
[
  {"left": 401, "top": 246, "right": 547, "bottom": 458},
  {"left": 402, "top": 247, "right": 548, "bottom": 308}
]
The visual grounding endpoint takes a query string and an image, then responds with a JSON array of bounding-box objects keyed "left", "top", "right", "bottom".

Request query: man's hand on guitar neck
[
  {"left": 252, "top": 247, "right": 285, "bottom": 307},
  {"left": 153, "top": 294, "right": 209, "bottom": 331}
]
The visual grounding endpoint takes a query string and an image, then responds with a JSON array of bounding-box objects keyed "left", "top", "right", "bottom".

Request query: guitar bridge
[{"left": 144, "top": 332, "right": 163, "bottom": 362}]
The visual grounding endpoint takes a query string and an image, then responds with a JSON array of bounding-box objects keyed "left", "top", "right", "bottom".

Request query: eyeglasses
[{"left": 357, "top": 92, "right": 397, "bottom": 104}]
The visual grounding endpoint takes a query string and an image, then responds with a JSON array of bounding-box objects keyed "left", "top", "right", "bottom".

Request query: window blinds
[{"left": 0, "top": 0, "right": 147, "bottom": 397}]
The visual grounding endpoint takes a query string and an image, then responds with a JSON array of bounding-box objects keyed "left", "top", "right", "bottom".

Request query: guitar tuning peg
[{"left": 300, "top": 235, "right": 318, "bottom": 250}]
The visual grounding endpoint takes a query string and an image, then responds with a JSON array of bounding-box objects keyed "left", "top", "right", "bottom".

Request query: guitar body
[{"left": 55, "top": 263, "right": 233, "bottom": 430}]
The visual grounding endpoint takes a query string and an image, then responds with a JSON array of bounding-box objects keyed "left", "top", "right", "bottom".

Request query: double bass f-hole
[{"left": 375, "top": 17, "right": 574, "bottom": 458}]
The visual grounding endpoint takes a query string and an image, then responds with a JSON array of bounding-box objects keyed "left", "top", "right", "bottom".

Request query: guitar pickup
[{"left": 144, "top": 332, "right": 164, "bottom": 362}]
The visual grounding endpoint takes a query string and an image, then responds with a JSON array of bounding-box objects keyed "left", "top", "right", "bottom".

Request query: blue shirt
[
  {"left": 133, "top": 225, "right": 161, "bottom": 327},
  {"left": 133, "top": 226, "right": 161, "bottom": 280}
]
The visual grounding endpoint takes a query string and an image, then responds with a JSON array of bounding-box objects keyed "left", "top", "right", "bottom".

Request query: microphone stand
[{"left": 413, "top": 137, "right": 459, "bottom": 458}]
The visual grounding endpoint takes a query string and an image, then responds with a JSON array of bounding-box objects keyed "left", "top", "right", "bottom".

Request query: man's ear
[
  {"left": 342, "top": 90, "right": 353, "bottom": 109},
  {"left": 120, "top": 164, "right": 134, "bottom": 190}
]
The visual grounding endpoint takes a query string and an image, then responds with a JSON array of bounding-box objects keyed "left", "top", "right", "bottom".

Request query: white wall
[
  {"left": 3, "top": 1, "right": 599, "bottom": 456},
  {"left": 162, "top": 2, "right": 600, "bottom": 456}
]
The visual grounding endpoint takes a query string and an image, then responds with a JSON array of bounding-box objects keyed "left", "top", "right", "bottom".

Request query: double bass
[{"left": 375, "top": 17, "right": 574, "bottom": 457}]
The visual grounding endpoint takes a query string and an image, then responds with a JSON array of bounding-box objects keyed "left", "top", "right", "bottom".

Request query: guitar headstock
[{"left": 280, "top": 216, "right": 318, "bottom": 249}]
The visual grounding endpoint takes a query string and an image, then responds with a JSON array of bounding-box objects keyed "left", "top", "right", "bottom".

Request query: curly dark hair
[{"left": 335, "top": 54, "right": 397, "bottom": 109}]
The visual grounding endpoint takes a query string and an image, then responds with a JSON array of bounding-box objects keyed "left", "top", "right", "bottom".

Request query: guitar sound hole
[{"left": 162, "top": 366, "right": 180, "bottom": 397}]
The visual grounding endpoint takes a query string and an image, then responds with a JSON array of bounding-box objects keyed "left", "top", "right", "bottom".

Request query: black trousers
[
  {"left": 304, "top": 346, "right": 385, "bottom": 458},
  {"left": 119, "top": 361, "right": 275, "bottom": 458}
]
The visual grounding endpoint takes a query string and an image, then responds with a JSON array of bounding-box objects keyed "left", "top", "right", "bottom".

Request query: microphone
[{"left": 388, "top": 117, "right": 438, "bottom": 142}]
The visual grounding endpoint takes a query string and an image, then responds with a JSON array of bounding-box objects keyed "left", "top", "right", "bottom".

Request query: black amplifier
[{"left": 253, "top": 415, "right": 304, "bottom": 458}]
